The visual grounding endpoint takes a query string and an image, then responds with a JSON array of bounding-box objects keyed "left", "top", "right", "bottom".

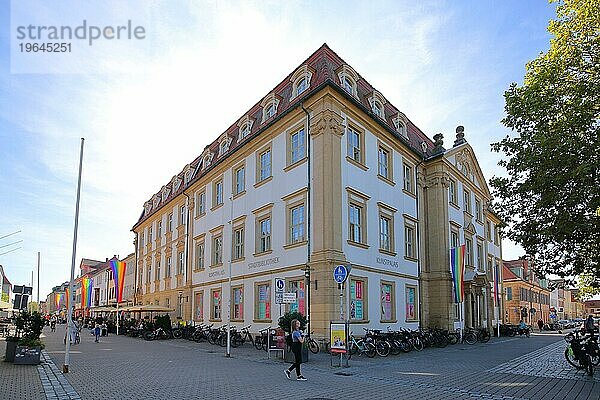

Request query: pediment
[{"left": 445, "top": 144, "right": 491, "bottom": 197}]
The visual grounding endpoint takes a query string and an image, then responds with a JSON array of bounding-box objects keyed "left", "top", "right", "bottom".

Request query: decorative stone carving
[
  {"left": 433, "top": 133, "right": 444, "bottom": 154},
  {"left": 455, "top": 149, "right": 473, "bottom": 178},
  {"left": 424, "top": 172, "right": 450, "bottom": 189},
  {"left": 310, "top": 110, "right": 343, "bottom": 137}
]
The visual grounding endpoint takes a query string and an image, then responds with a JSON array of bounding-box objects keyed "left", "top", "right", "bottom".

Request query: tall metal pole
[
  {"left": 63, "top": 138, "right": 84, "bottom": 373},
  {"left": 37, "top": 252, "right": 40, "bottom": 304}
]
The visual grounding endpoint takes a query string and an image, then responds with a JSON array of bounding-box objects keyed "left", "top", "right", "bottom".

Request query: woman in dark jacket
[{"left": 285, "top": 319, "right": 307, "bottom": 381}]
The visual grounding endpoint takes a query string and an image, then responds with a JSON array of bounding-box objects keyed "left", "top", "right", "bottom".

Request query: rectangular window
[
  {"left": 196, "top": 191, "right": 206, "bottom": 216},
  {"left": 350, "top": 279, "right": 366, "bottom": 320},
  {"left": 290, "top": 128, "right": 306, "bottom": 164},
  {"left": 494, "top": 226, "right": 500, "bottom": 245},
  {"left": 349, "top": 204, "right": 362, "bottom": 243},
  {"left": 381, "top": 282, "right": 394, "bottom": 321},
  {"left": 232, "top": 286, "right": 243, "bottom": 320},
  {"left": 234, "top": 166, "right": 245, "bottom": 195},
  {"left": 465, "top": 237, "right": 473, "bottom": 266},
  {"left": 259, "top": 149, "right": 271, "bottom": 181},
  {"left": 256, "top": 283, "right": 271, "bottom": 320},
  {"left": 406, "top": 285, "right": 417, "bottom": 321},
  {"left": 212, "top": 235, "right": 223, "bottom": 265},
  {"left": 157, "top": 221, "right": 162, "bottom": 238},
  {"left": 146, "top": 264, "right": 151, "bottom": 283},
  {"left": 180, "top": 205, "right": 186, "bottom": 225},
  {"left": 214, "top": 180, "right": 223, "bottom": 207},
  {"left": 178, "top": 251, "right": 184, "bottom": 275},
  {"left": 168, "top": 213, "right": 173, "bottom": 232},
  {"left": 288, "top": 280, "right": 305, "bottom": 315},
  {"left": 464, "top": 189, "right": 472, "bottom": 214},
  {"left": 211, "top": 289, "right": 221, "bottom": 320},
  {"left": 379, "top": 215, "right": 391, "bottom": 252},
  {"left": 194, "top": 291, "right": 203, "bottom": 321},
  {"left": 476, "top": 242, "right": 484, "bottom": 270},
  {"left": 166, "top": 256, "right": 172, "bottom": 277},
  {"left": 290, "top": 205, "right": 305, "bottom": 243},
  {"left": 378, "top": 147, "right": 389, "bottom": 179},
  {"left": 506, "top": 287, "right": 512, "bottom": 301},
  {"left": 403, "top": 163, "right": 414, "bottom": 193},
  {"left": 233, "top": 227, "right": 244, "bottom": 260},
  {"left": 475, "top": 198, "right": 482, "bottom": 221},
  {"left": 196, "top": 242, "right": 205, "bottom": 270},
  {"left": 404, "top": 225, "right": 415, "bottom": 259},
  {"left": 486, "top": 221, "right": 492, "bottom": 240},
  {"left": 347, "top": 127, "right": 361, "bottom": 163},
  {"left": 450, "top": 230, "right": 459, "bottom": 249},
  {"left": 155, "top": 261, "right": 161, "bottom": 281},
  {"left": 449, "top": 179, "right": 457, "bottom": 205},
  {"left": 148, "top": 226, "right": 153, "bottom": 242},
  {"left": 259, "top": 217, "right": 271, "bottom": 253}
]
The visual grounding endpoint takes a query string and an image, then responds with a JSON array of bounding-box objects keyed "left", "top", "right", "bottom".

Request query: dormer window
[
  {"left": 201, "top": 150, "right": 214, "bottom": 170},
  {"left": 289, "top": 64, "right": 314, "bottom": 101},
  {"left": 297, "top": 78, "right": 307, "bottom": 96},
  {"left": 368, "top": 90, "right": 386, "bottom": 120},
  {"left": 237, "top": 115, "right": 255, "bottom": 143},
  {"left": 393, "top": 112, "right": 408, "bottom": 138},
  {"left": 218, "top": 136, "right": 232, "bottom": 156},
  {"left": 261, "top": 93, "right": 280, "bottom": 123},
  {"left": 336, "top": 65, "right": 359, "bottom": 97},
  {"left": 372, "top": 100, "right": 383, "bottom": 117}
]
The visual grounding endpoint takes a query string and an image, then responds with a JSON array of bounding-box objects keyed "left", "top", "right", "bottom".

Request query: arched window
[
  {"left": 336, "top": 65, "right": 359, "bottom": 97},
  {"left": 342, "top": 76, "right": 354, "bottom": 94},
  {"left": 289, "top": 65, "right": 314, "bottom": 101},
  {"left": 265, "top": 104, "right": 275, "bottom": 119},
  {"left": 372, "top": 100, "right": 384, "bottom": 118},
  {"left": 296, "top": 77, "right": 307, "bottom": 96},
  {"left": 393, "top": 112, "right": 408, "bottom": 138},
  {"left": 261, "top": 93, "right": 280, "bottom": 123},
  {"left": 237, "top": 115, "right": 254, "bottom": 142}
]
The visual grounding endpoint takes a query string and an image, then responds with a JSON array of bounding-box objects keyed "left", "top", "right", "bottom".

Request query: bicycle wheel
[
  {"left": 308, "top": 339, "right": 319, "bottom": 354},
  {"left": 464, "top": 332, "right": 477, "bottom": 345},
  {"left": 586, "top": 354, "right": 594, "bottom": 376},
  {"left": 480, "top": 331, "right": 491, "bottom": 343},
  {"left": 448, "top": 333, "right": 459, "bottom": 345},
  {"left": 231, "top": 335, "right": 242, "bottom": 348},
  {"left": 143, "top": 331, "right": 155, "bottom": 341},
  {"left": 375, "top": 341, "right": 390, "bottom": 357},
  {"left": 389, "top": 340, "right": 402, "bottom": 356},
  {"left": 348, "top": 341, "right": 359, "bottom": 355},
  {"left": 172, "top": 329, "right": 183, "bottom": 339},
  {"left": 365, "top": 342, "right": 376, "bottom": 358},
  {"left": 412, "top": 337, "right": 424, "bottom": 352},
  {"left": 564, "top": 346, "right": 584, "bottom": 369},
  {"left": 400, "top": 340, "right": 412, "bottom": 353}
]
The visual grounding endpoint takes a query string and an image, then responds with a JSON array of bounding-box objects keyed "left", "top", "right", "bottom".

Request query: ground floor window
[
  {"left": 211, "top": 289, "right": 221, "bottom": 320},
  {"left": 232, "top": 286, "right": 243, "bottom": 320},
  {"left": 255, "top": 283, "right": 271, "bottom": 320},
  {"left": 405, "top": 285, "right": 417, "bottom": 321},
  {"left": 350, "top": 278, "right": 367, "bottom": 321},
  {"left": 381, "top": 281, "right": 395, "bottom": 321},
  {"left": 194, "top": 291, "right": 203, "bottom": 321},
  {"left": 288, "top": 280, "right": 305, "bottom": 316}
]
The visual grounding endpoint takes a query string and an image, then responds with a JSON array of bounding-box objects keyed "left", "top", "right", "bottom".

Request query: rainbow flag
[
  {"left": 493, "top": 261, "right": 500, "bottom": 305},
  {"left": 65, "top": 287, "right": 70, "bottom": 308},
  {"left": 110, "top": 260, "right": 127, "bottom": 303},
  {"left": 450, "top": 245, "right": 466, "bottom": 303},
  {"left": 81, "top": 277, "right": 93, "bottom": 308},
  {"left": 55, "top": 292, "right": 61, "bottom": 309}
]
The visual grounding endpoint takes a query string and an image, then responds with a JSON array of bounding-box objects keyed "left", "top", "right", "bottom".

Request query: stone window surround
[
  {"left": 380, "top": 279, "right": 396, "bottom": 323},
  {"left": 346, "top": 187, "right": 370, "bottom": 248},
  {"left": 378, "top": 202, "right": 397, "bottom": 256}
]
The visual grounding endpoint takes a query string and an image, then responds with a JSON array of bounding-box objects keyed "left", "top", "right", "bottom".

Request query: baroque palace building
[{"left": 131, "top": 44, "right": 503, "bottom": 336}]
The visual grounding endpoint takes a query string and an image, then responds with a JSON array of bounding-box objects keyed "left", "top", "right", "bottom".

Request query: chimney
[{"left": 453, "top": 126, "right": 466, "bottom": 147}]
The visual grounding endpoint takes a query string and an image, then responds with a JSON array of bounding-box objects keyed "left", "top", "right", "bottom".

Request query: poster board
[{"left": 330, "top": 321, "right": 347, "bottom": 354}]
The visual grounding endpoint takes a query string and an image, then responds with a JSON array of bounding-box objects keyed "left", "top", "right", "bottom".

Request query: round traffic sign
[
  {"left": 275, "top": 278, "right": 285, "bottom": 290},
  {"left": 333, "top": 265, "right": 348, "bottom": 284}
]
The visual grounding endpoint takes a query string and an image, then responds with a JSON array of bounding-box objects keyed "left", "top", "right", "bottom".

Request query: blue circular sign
[{"left": 333, "top": 265, "right": 348, "bottom": 284}]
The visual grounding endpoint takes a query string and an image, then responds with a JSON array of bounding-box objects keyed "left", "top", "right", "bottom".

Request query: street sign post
[
  {"left": 275, "top": 278, "right": 285, "bottom": 305},
  {"left": 333, "top": 265, "right": 348, "bottom": 284},
  {"left": 283, "top": 292, "right": 297, "bottom": 304}
]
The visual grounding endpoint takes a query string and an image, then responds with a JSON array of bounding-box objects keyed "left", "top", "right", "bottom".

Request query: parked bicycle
[
  {"left": 565, "top": 331, "right": 598, "bottom": 376},
  {"left": 347, "top": 332, "right": 376, "bottom": 358}
]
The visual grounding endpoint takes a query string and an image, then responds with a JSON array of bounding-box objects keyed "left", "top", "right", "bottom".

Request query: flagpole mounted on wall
[{"left": 64, "top": 138, "right": 85, "bottom": 374}]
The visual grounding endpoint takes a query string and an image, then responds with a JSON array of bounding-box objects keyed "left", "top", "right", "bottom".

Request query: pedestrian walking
[
  {"left": 537, "top": 319, "right": 543, "bottom": 332},
  {"left": 94, "top": 323, "right": 101, "bottom": 342},
  {"left": 284, "top": 319, "right": 307, "bottom": 381}
]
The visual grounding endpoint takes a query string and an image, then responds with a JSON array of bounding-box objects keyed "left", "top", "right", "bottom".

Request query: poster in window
[
  {"left": 195, "top": 292, "right": 203, "bottom": 321},
  {"left": 381, "top": 284, "right": 392, "bottom": 320},
  {"left": 406, "top": 287, "right": 415, "bottom": 320}
]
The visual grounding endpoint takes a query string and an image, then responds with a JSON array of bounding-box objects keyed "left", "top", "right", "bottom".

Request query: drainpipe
[
  {"left": 301, "top": 103, "right": 311, "bottom": 336},
  {"left": 183, "top": 191, "right": 191, "bottom": 323},
  {"left": 414, "top": 155, "right": 425, "bottom": 329}
]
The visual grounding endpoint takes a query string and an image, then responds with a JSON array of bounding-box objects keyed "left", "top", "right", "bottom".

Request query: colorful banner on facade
[
  {"left": 55, "top": 292, "right": 61, "bottom": 309},
  {"left": 65, "top": 287, "right": 70, "bottom": 308},
  {"left": 449, "top": 245, "right": 466, "bottom": 303},
  {"left": 81, "top": 277, "right": 93, "bottom": 308},
  {"left": 110, "top": 260, "right": 127, "bottom": 303},
  {"left": 493, "top": 261, "right": 500, "bottom": 306}
]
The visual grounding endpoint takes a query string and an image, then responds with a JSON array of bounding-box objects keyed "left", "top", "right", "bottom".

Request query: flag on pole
[
  {"left": 110, "top": 260, "right": 126, "bottom": 303},
  {"left": 55, "top": 293, "right": 61, "bottom": 309},
  {"left": 65, "top": 287, "right": 70, "bottom": 308},
  {"left": 86, "top": 278, "right": 93, "bottom": 307},
  {"left": 449, "top": 245, "right": 466, "bottom": 303},
  {"left": 80, "top": 277, "right": 93, "bottom": 308},
  {"left": 493, "top": 261, "right": 500, "bottom": 305}
]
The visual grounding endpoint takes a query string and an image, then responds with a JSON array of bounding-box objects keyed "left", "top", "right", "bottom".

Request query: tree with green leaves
[{"left": 491, "top": 0, "right": 599, "bottom": 287}]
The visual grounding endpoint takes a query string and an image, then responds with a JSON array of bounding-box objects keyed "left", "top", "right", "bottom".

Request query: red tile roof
[
  {"left": 502, "top": 264, "right": 520, "bottom": 281},
  {"left": 133, "top": 44, "right": 438, "bottom": 229}
]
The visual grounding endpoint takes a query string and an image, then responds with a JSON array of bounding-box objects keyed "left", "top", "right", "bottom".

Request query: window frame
[
  {"left": 211, "top": 233, "right": 223, "bottom": 267},
  {"left": 231, "top": 285, "right": 244, "bottom": 321},
  {"left": 349, "top": 277, "right": 368, "bottom": 322},
  {"left": 347, "top": 187, "right": 369, "bottom": 248},
  {"left": 254, "top": 281, "right": 272, "bottom": 322},
  {"left": 377, "top": 141, "right": 394, "bottom": 184},
  {"left": 405, "top": 284, "right": 419, "bottom": 322},
  {"left": 196, "top": 190, "right": 206, "bottom": 217},
  {"left": 465, "top": 236, "right": 474, "bottom": 267},
  {"left": 232, "top": 164, "right": 246, "bottom": 198},
  {"left": 404, "top": 222, "right": 417, "bottom": 261},
  {"left": 210, "top": 288, "right": 222, "bottom": 321},
  {"left": 232, "top": 225, "right": 245, "bottom": 262},
  {"left": 380, "top": 280, "right": 396, "bottom": 323},
  {"left": 253, "top": 203, "right": 274, "bottom": 255},
  {"left": 463, "top": 188, "right": 472, "bottom": 215},
  {"left": 213, "top": 179, "right": 224, "bottom": 209},
  {"left": 255, "top": 144, "right": 273, "bottom": 187},
  {"left": 346, "top": 125, "right": 364, "bottom": 166},
  {"left": 194, "top": 290, "right": 204, "bottom": 322},
  {"left": 402, "top": 161, "right": 415, "bottom": 195},
  {"left": 378, "top": 202, "right": 396, "bottom": 255},
  {"left": 449, "top": 179, "right": 458, "bottom": 206},
  {"left": 194, "top": 239, "right": 205, "bottom": 271}
]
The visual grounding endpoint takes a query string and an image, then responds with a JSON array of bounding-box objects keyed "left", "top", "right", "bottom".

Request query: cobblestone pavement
[
  {"left": 0, "top": 339, "right": 45, "bottom": 400},
  {"left": 3, "top": 329, "right": 599, "bottom": 399},
  {"left": 488, "top": 340, "right": 600, "bottom": 383}
]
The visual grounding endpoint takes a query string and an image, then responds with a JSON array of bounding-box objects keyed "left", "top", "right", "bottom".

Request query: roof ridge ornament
[{"left": 454, "top": 125, "right": 466, "bottom": 147}]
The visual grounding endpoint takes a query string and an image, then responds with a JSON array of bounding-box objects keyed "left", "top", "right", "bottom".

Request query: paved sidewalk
[{"left": 0, "top": 339, "right": 45, "bottom": 400}]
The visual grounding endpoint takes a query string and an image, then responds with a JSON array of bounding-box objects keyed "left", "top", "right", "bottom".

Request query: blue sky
[{"left": 0, "top": 1, "right": 558, "bottom": 301}]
